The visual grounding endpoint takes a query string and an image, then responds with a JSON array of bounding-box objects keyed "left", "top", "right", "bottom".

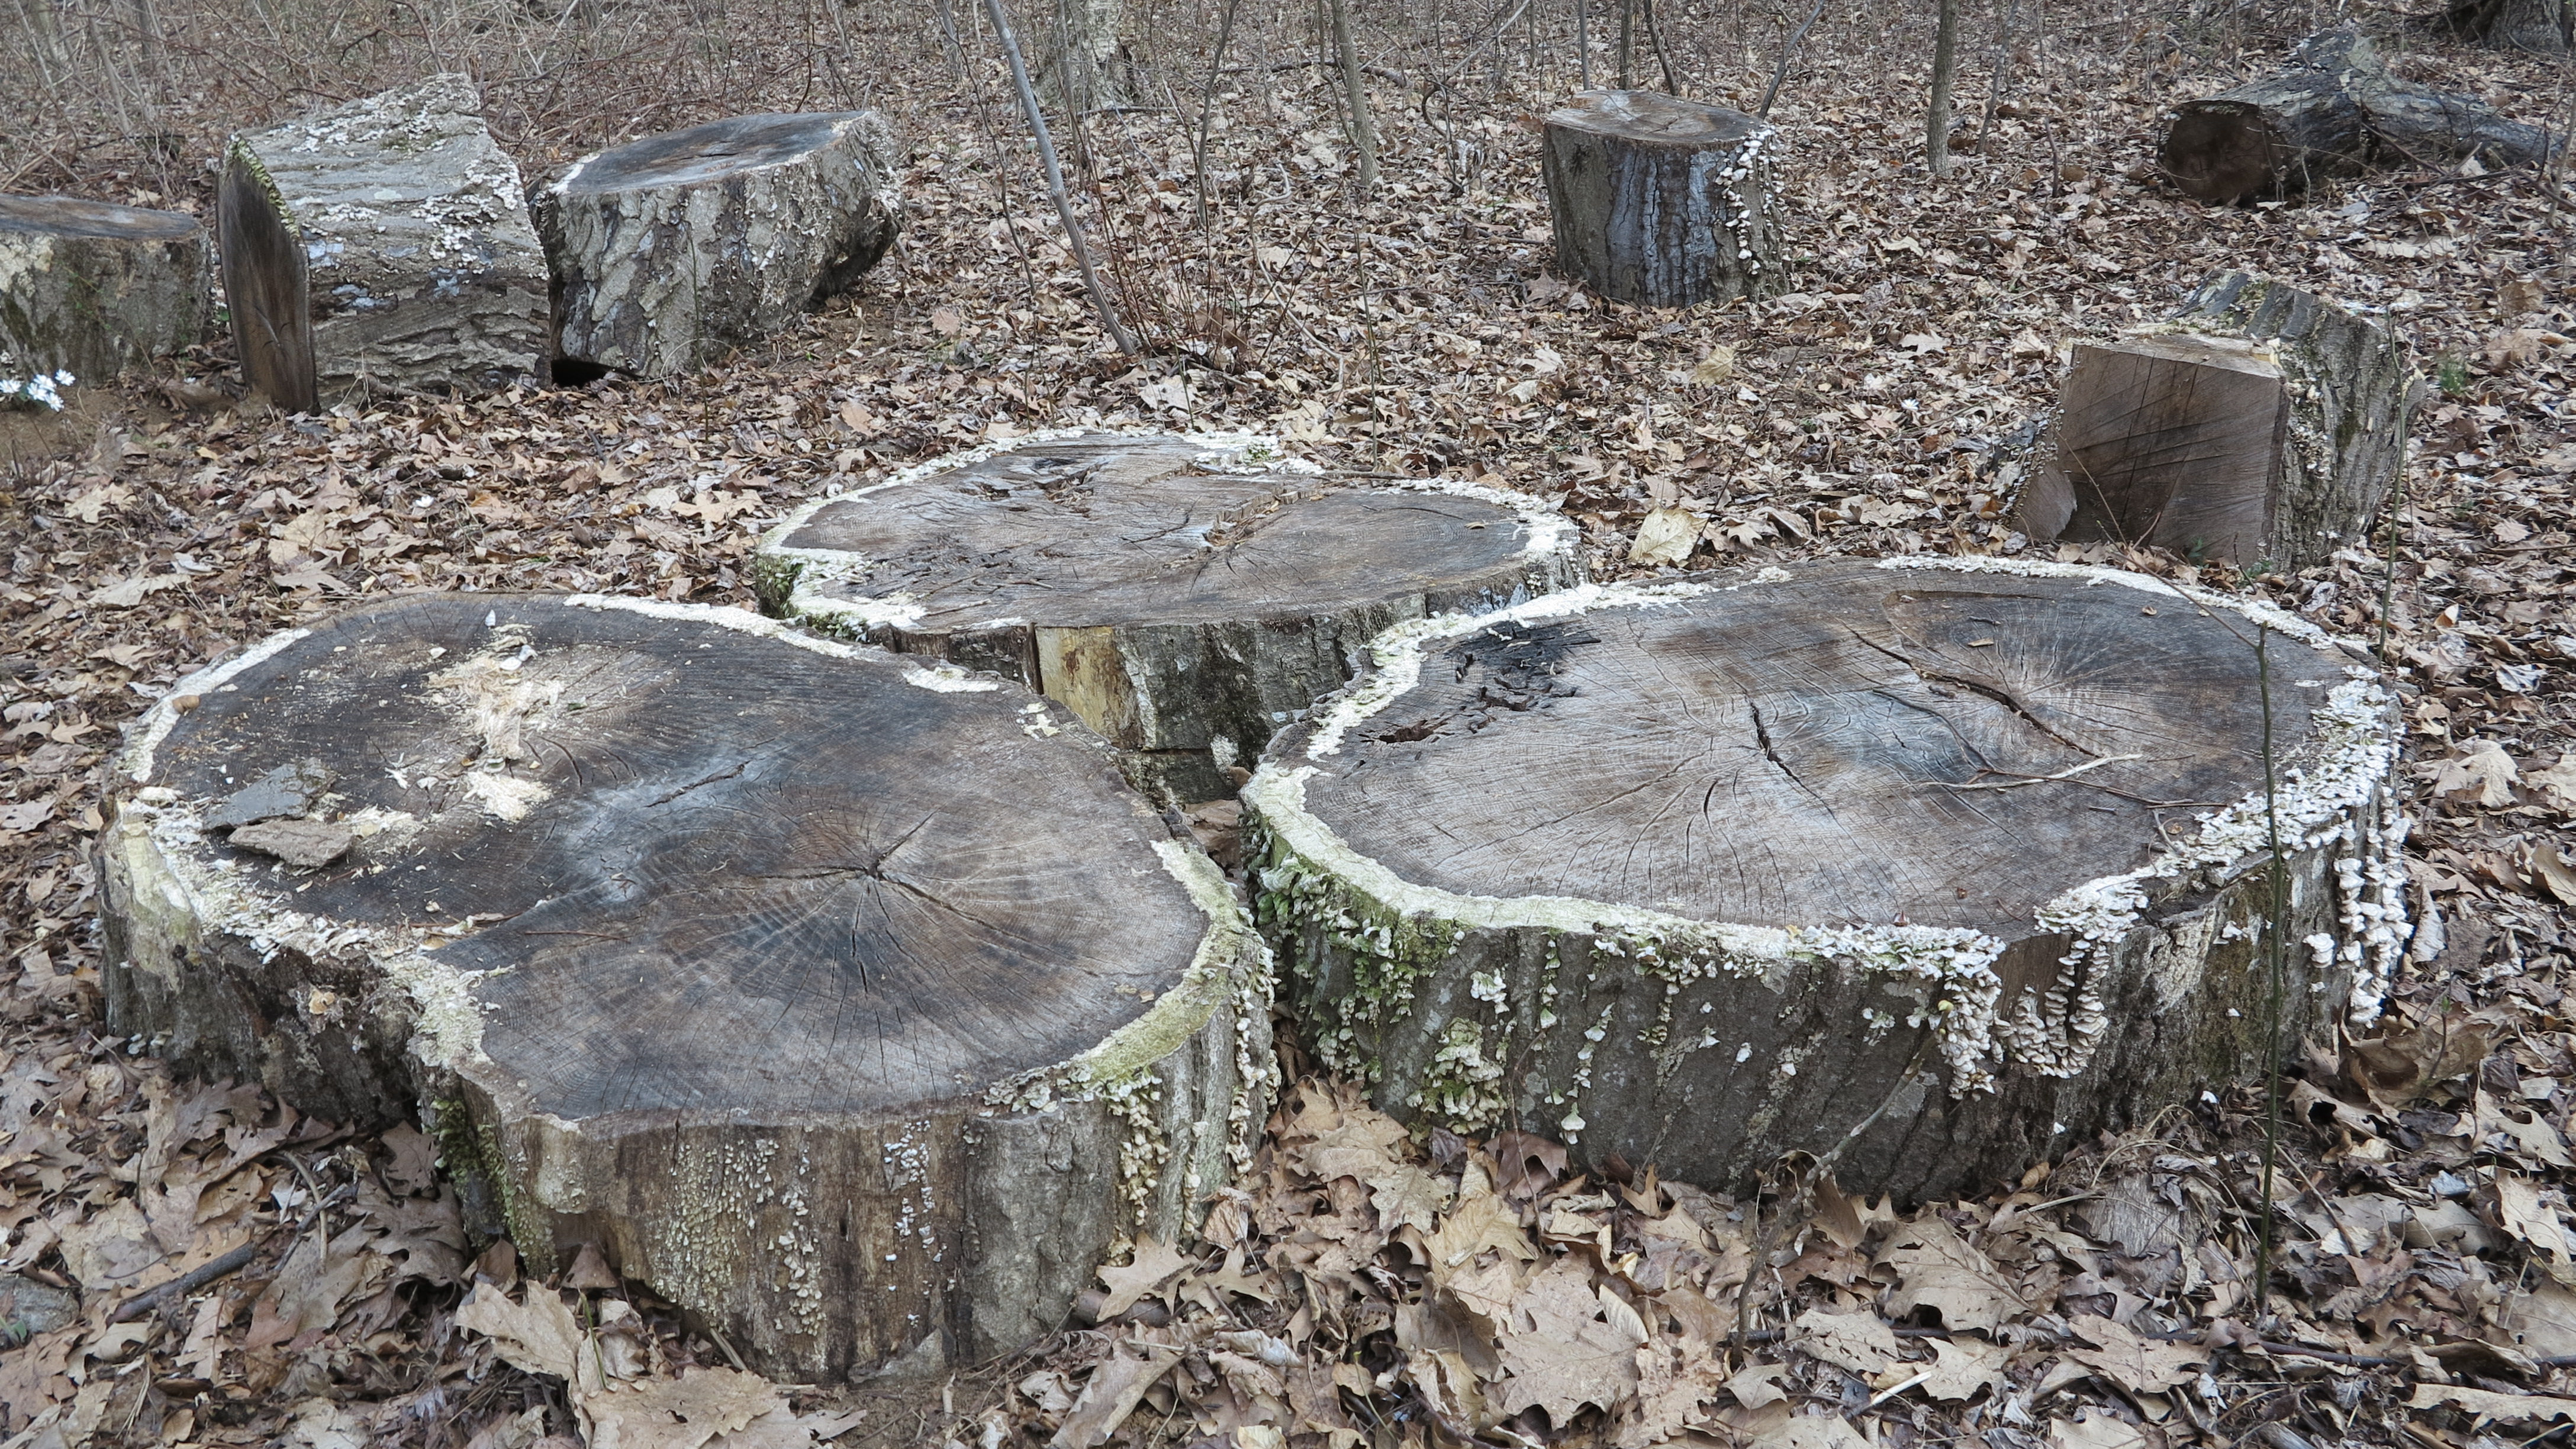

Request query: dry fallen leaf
[
  {"left": 1791, "top": 1308, "right": 1900, "bottom": 1376},
  {"left": 1917, "top": 1335, "right": 2013, "bottom": 1401},
  {"left": 2495, "top": 1174, "right": 2576, "bottom": 1285},
  {"left": 2065, "top": 1313, "right": 2207, "bottom": 1393},
  {"left": 1494, "top": 1256, "right": 1647, "bottom": 1424},
  {"left": 1093, "top": 1237, "right": 1195, "bottom": 1319},
  {"left": 2432, "top": 740, "right": 2519, "bottom": 807},
  {"left": 1630, "top": 505, "right": 1705, "bottom": 568},
  {"left": 1880, "top": 1215, "right": 2023, "bottom": 1332}
]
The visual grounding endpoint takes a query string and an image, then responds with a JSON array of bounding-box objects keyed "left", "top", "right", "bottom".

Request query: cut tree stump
[
  {"left": 1244, "top": 558, "right": 2408, "bottom": 1202},
  {"left": 2159, "top": 27, "right": 2554, "bottom": 203},
  {"left": 220, "top": 75, "right": 548, "bottom": 410},
  {"left": 535, "top": 112, "right": 904, "bottom": 378},
  {"left": 99, "top": 595, "right": 1271, "bottom": 1382},
  {"left": 754, "top": 430, "right": 1583, "bottom": 802},
  {"left": 0, "top": 194, "right": 210, "bottom": 383},
  {"left": 2445, "top": 0, "right": 2572, "bottom": 51},
  {"left": 1541, "top": 89, "right": 1783, "bottom": 308},
  {"left": 2017, "top": 271, "right": 2415, "bottom": 571}
]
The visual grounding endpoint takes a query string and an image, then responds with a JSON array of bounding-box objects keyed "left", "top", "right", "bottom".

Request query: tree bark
[
  {"left": 0, "top": 194, "right": 208, "bottom": 383},
  {"left": 99, "top": 594, "right": 1271, "bottom": 1384},
  {"left": 2445, "top": 0, "right": 2572, "bottom": 51},
  {"left": 2017, "top": 271, "right": 2416, "bottom": 572},
  {"left": 220, "top": 75, "right": 549, "bottom": 408},
  {"left": 1329, "top": 0, "right": 1379, "bottom": 192},
  {"left": 1244, "top": 558, "right": 2408, "bottom": 1203},
  {"left": 754, "top": 430, "right": 1583, "bottom": 802},
  {"left": 2159, "top": 27, "right": 2554, "bottom": 203},
  {"left": 1040, "top": 0, "right": 1128, "bottom": 113},
  {"left": 1543, "top": 90, "right": 1785, "bottom": 308},
  {"left": 534, "top": 111, "right": 905, "bottom": 379},
  {"left": 1927, "top": 0, "right": 1962, "bottom": 175}
]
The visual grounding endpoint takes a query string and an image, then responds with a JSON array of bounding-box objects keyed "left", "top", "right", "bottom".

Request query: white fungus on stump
[
  {"left": 98, "top": 594, "right": 1273, "bottom": 1383},
  {"left": 1245, "top": 556, "right": 2408, "bottom": 1201},
  {"left": 0, "top": 194, "right": 210, "bottom": 384},
  {"left": 754, "top": 429, "right": 1583, "bottom": 801},
  {"left": 1541, "top": 89, "right": 1783, "bottom": 309},
  {"left": 534, "top": 111, "right": 904, "bottom": 378},
  {"left": 218, "top": 75, "right": 549, "bottom": 411}
]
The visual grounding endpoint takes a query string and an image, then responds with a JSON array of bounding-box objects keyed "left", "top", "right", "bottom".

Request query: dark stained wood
[
  {"left": 2160, "top": 28, "right": 2552, "bottom": 203},
  {"left": 537, "top": 112, "right": 904, "bottom": 377},
  {"left": 755, "top": 431, "right": 1582, "bottom": 800},
  {"left": 1245, "top": 558, "right": 2406, "bottom": 1203},
  {"left": 215, "top": 143, "right": 315, "bottom": 412},
  {"left": 0, "top": 194, "right": 210, "bottom": 382},
  {"left": 99, "top": 594, "right": 1269, "bottom": 1382},
  {"left": 2019, "top": 272, "right": 2415, "bottom": 571},
  {"left": 1541, "top": 90, "right": 1783, "bottom": 308}
]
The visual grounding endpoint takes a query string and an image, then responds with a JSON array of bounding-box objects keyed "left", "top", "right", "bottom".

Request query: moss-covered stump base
[
  {"left": 535, "top": 112, "right": 904, "bottom": 378},
  {"left": 1541, "top": 89, "right": 1783, "bottom": 308},
  {"left": 1245, "top": 557, "right": 2407, "bottom": 1202},
  {"left": 220, "top": 75, "right": 548, "bottom": 410},
  {"left": 755, "top": 430, "right": 1583, "bottom": 802},
  {"left": 99, "top": 594, "right": 1270, "bottom": 1383},
  {"left": 2017, "top": 271, "right": 2414, "bottom": 573},
  {"left": 0, "top": 194, "right": 210, "bottom": 382}
]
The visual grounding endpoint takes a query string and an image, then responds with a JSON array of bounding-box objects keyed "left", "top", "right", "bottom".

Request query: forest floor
[{"left": 4, "top": 1, "right": 2576, "bottom": 1447}]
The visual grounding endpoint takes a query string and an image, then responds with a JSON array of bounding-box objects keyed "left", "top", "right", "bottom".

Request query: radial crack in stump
[
  {"left": 754, "top": 430, "right": 1584, "bottom": 801},
  {"left": 219, "top": 74, "right": 549, "bottom": 409},
  {"left": 1244, "top": 558, "right": 2408, "bottom": 1202},
  {"left": 98, "top": 594, "right": 1273, "bottom": 1382},
  {"left": 0, "top": 194, "right": 210, "bottom": 383},
  {"left": 534, "top": 111, "right": 904, "bottom": 378},
  {"left": 1541, "top": 89, "right": 1784, "bottom": 308}
]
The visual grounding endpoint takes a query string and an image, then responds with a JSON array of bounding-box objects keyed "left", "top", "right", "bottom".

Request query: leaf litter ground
[{"left": 2, "top": 2, "right": 2575, "bottom": 1447}]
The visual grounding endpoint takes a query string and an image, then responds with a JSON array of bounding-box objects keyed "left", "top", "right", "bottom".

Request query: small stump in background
[
  {"left": 100, "top": 595, "right": 1270, "bottom": 1382},
  {"left": 2018, "top": 271, "right": 2415, "bottom": 571},
  {"left": 535, "top": 112, "right": 904, "bottom": 378},
  {"left": 0, "top": 194, "right": 209, "bottom": 384},
  {"left": 754, "top": 430, "right": 1583, "bottom": 801},
  {"left": 2159, "top": 27, "right": 2551, "bottom": 204},
  {"left": 1245, "top": 558, "right": 2406, "bottom": 1203},
  {"left": 1541, "top": 89, "right": 1783, "bottom": 308},
  {"left": 219, "top": 74, "right": 549, "bottom": 410}
]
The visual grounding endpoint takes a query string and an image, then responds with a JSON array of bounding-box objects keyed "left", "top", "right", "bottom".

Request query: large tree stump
[
  {"left": 98, "top": 595, "right": 1271, "bottom": 1382},
  {"left": 2445, "top": 0, "right": 2571, "bottom": 51},
  {"left": 219, "top": 75, "right": 549, "bottom": 410},
  {"left": 2017, "top": 271, "right": 2415, "bottom": 571},
  {"left": 754, "top": 430, "right": 1583, "bottom": 802},
  {"left": 0, "top": 194, "right": 210, "bottom": 384},
  {"left": 534, "top": 112, "right": 904, "bottom": 378},
  {"left": 1541, "top": 90, "right": 1783, "bottom": 308},
  {"left": 1244, "top": 558, "right": 2408, "bottom": 1202},
  {"left": 2160, "top": 27, "right": 2554, "bottom": 203}
]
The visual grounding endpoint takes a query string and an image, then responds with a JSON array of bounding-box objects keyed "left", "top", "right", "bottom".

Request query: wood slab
[
  {"left": 1245, "top": 558, "right": 2408, "bottom": 1201},
  {"left": 99, "top": 594, "right": 1271, "bottom": 1382},
  {"left": 0, "top": 194, "right": 209, "bottom": 382}
]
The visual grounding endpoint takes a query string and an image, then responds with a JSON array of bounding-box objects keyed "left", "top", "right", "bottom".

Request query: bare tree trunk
[
  {"left": 1618, "top": 0, "right": 1634, "bottom": 85},
  {"left": 983, "top": 0, "right": 1141, "bottom": 352},
  {"left": 1641, "top": 0, "right": 1678, "bottom": 92},
  {"left": 1927, "top": 0, "right": 1961, "bottom": 173},
  {"left": 1576, "top": 0, "right": 1591, "bottom": 85},
  {"left": 1329, "top": 0, "right": 1378, "bottom": 192}
]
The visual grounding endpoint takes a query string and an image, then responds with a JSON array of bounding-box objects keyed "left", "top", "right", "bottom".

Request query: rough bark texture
[
  {"left": 535, "top": 112, "right": 904, "bottom": 378},
  {"left": 1040, "top": 0, "right": 1129, "bottom": 113},
  {"left": 2445, "top": 0, "right": 2572, "bottom": 51},
  {"left": 219, "top": 75, "right": 548, "bottom": 408},
  {"left": 96, "top": 594, "right": 1272, "bottom": 1383},
  {"left": 1541, "top": 89, "right": 1782, "bottom": 308},
  {"left": 2019, "top": 272, "right": 2414, "bottom": 571},
  {"left": 0, "top": 194, "right": 209, "bottom": 382},
  {"left": 2159, "top": 27, "right": 2554, "bottom": 203},
  {"left": 1244, "top": 558, "right": 2408, "bottom": 1204},
  {"left": 754, "top": 430, "right": 1584, "bottom": 803}
]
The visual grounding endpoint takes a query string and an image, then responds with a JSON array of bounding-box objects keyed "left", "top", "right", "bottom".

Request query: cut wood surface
[
  {"left": 2159, "top": 27, "right": 2554, "bottom": 204},
  {"left": 0, "top": 194, "right": 210, "bottom": 382},
  {"left": 1245, "top": 558, "right": 2407, "bottom": 1202},
  {"left": 755, "top": 430, "right": 1583, "bottom": 800},
  {"left": 220, "top": 75, "right": 548, "bottom": 410},
  {"left": 2018, "top": 271, "right": 2414, "bottom": 571},
  {"left": 1541, "top": 89, "right": 1782, "bottom": 308},
  {"left": 98, "top": 594, "right": 1271, "bottom": 1382},
  {"left": 536, "top": 112, "right": 904, "bottom": 378}
]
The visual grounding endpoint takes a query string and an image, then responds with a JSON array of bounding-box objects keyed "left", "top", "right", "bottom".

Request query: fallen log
[
  {"left": 536, "top": 112, "right": 904, "bottom": 378},
  {"left": 0, "top": 194, "right": 210, "bottom": 384},
  {"left": 2016, "top": 271, "right": 2416, "bottom": 572},
  {"left": 2159, "top": 27, "right": 2553, "bottom": 203},
  {"left": 219, "top": 75, "right": 549, "bottom": 410},
  {"left": 754, "top": 430, "right": 1583, "bottom": 801},
  {"left": 99, "top": 595, "right": 1271, "bottom": 1382},
  {"left": 1245, "top": 558, "right": 2407, "bottom": 1202},
  {"left": 1541, "top": 89, "right": 1783, "bottom": 307}
]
